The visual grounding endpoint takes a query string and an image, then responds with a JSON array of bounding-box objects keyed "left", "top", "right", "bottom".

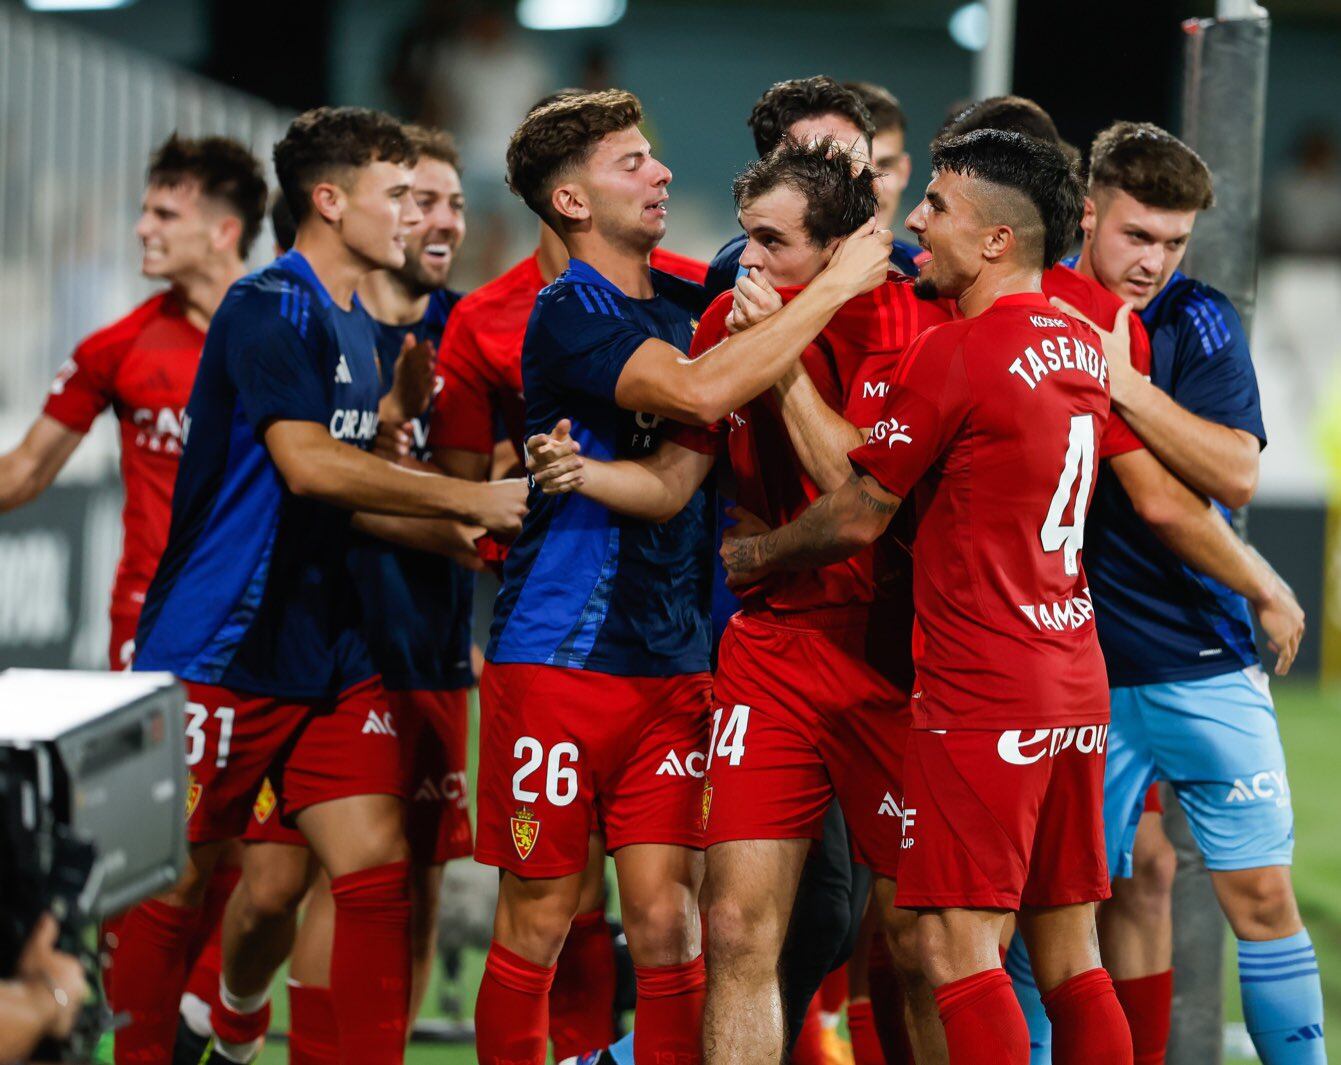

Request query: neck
[
  {"left": 1075, "top": 238, "right": 1100, "bottom": 285},
  {"left": 564, "top": 232, "right": 654, "bottom": 298},
  {"left": 535, "top": 224, "right": 569, "bottom": 284},
  {"left": 292, "top": 223, "right": 371, "bottom": 310},
  {"left": 169, "top": 255, "right": 247, "bottom": 331},
  {"left": 358, "top": 269, "right": 431, "bottom": 325},
  {"left": 957, "top": 262, "right": 1043, "bottom": 318}
]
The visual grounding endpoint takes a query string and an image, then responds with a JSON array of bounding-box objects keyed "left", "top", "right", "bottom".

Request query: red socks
[
  {"left": 791, "top": 997, "right": 826, "bottom": 1065},
  {"left": 289, "top": 981, "right": 340, "bottom": 1065},
  {"left": 476, "top": 941, "right": 557, "bottom": 1065},
  {"left": 819, "top": 964, "right": 849, "bottom": 1014},
  {"left": 849, "top": 999, "right": 885, "bottom": 1065},
  {"left": 329, "top": 861, "right": 411, "bottom": 1064},
  {"left": 934, "top": 968, "right": 1030, "bottom": 1065},
  {"left": 1112, "top": 970, "right": 1172, "bottom": 1065},
  {"left": 634, "top": 955, "right": 707, "bottom": 1065},
  {"left": 111, "top": 899, "right": 203, "bottom": 1063},
  {"left": 548, "top": 909, "right": 616, "bottom": 1059},
  {"left": 1041, "top": 968, "right": 1134, "bottom": 1065}
]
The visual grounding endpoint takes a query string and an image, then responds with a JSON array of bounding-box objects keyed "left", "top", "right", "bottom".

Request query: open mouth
[
  {"left": 644, "top": 197, "right": 668, "bottom": 218},
  {"left": 424, "top": 242, "right": 452, "bottom": 264}
]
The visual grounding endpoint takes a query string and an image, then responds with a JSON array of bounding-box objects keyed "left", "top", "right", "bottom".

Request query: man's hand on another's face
[
  {"left": 820, "top": 218, "right": 894, "bottom": 300},
  {"left": 725, "top": 269, "right": 783, "bottom": 334}
]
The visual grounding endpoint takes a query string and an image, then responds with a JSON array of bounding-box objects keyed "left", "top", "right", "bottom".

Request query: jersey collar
[
  {"left": 565, "top": 257, "right": 627, "bottom": 298},
  {"left": 989, "top": 291, "right": 1053, "bottom": 311},
  {"left": 275, "top": 250, "right": 335, "bottom": 310}
]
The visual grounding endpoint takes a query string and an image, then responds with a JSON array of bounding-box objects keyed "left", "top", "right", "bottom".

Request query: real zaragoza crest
[{"left": 511, "top": 806, "right": 540, "bottom": 860}]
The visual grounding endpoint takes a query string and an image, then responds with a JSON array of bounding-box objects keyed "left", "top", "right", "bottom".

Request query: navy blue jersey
[
  {"left": 488, "top": 259, "right": 714, "bottom": 677},
  {"left": 1085, "top": 270, "right": 1268, "bottom": 687},
  {"left": 704, "top": 233, "right": 922, "bottom": 300},
  {"left": 347, "top": 288, "right": 475, "bottom": 693},
  {"left": 135, "top": 251, "right": 380, "bottom": 698}
]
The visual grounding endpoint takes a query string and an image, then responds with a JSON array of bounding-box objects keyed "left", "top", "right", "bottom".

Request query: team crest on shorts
[
  {"left": 511, "top": 806, "right": 540, "bottom": 860},
  {"left": 185, "top": 773, "right": 202, "bottom": 821},
  {"left": 253, "top": 778, "right": 278, "bottom": 824},
  {"left": 700, "top": 781, "right": 714, "bottom": 831}
]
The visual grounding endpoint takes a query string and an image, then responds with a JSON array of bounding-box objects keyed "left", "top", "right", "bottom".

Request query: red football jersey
[
  {"left": 429, "top": 248, "right": 708, "bottom": 459},
  {"left": 43, "top": 291, "right": 204, "bottom": 621},
  {"left": 689, "top": 278, "right": 952, "bottom": 616},
  {"left": 1042, "top": 263, "right": 1149, "bottom": 458},
  {"left": 849, "top": 291, "right": 1111, "bottom": 731}
]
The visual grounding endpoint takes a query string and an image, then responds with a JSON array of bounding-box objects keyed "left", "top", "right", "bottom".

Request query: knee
[
  {"left": 238, "top": 863, "right": 310, "bottom": 923},
  {"left": 1130, "top": 832, "right": 1178, "bottom": 900},
  {"left": 624, "top": 890, "right": 698, "bottom": 964},
  {"left": 495, "top": 891, "right": 580, "bottom": 966},
  {"left": 882, "top": 910, "right": 923, "bottom": 982},
  {"left": 1222, "top": 872, "right": 1301, "bottom": 940},
  {"left": 705, "top": 895, "right": 782, "bottom": 971}
]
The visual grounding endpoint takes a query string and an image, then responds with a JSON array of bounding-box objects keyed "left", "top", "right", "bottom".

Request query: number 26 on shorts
[
  {"left": 707, "top": 704, "right": 750, "bottom": 770},
  {"left": 511, "top": 736, "right": 579, "bottom": 806}
]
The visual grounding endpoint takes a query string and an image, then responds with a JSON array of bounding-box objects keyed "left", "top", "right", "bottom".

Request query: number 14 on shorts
[{"left": 707, "top": 705, "right": 750, "bottom": 770}]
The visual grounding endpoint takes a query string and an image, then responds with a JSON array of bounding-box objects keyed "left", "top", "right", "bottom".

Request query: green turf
[{"left": 111, "top": 684, "right": 1338, "bottom": 1064}]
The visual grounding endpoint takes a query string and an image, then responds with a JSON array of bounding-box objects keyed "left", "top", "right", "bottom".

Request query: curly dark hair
[
  {"left": 931, "top": 129, "right": 1084, "bottom": 269},
  {"left": 147, "top": 134, "right": 268, "bottom": 258},
  {"left": 1088, "top": 121, "right": 1214, "bottom": 211},
  {"left": 273, "top": 107, "right": 417, "bottom": 226},
  {"left": 733, "top": 137, "right": 878, "bottom": 247},
  {"left": 747, "top": 76, "right": 875, "bottom": 158},
  {"left": 505, "top": 89, "right": 643, "bottom": 224},
  {"left": 937, "top": 95, "right": 1079, "bottom": 169}
]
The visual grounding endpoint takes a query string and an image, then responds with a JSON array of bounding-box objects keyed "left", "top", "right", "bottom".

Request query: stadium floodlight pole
[
  {"left": 1170, "top": 6, "right": 1271, "bottom": 1064},
  {"left": 971, "top": 0, "right": 1016, "bottom": 98}
]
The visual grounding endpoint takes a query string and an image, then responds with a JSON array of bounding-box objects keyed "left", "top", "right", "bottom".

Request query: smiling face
[
  {"left": 904, "top": 169, "right": 991, "bottom": 301},
  {"left": 1081, "top": 186, "right": 1195, "bottom": 309},
  {"left": 737, "top": 184, "right": 831, "bottom": 288},
  {"left": 556, "top": 124, "right": 672, "bottom": 255},
  {"left": 135, "top": 181, "right": 228, "bottom": 280},
  {"left": 335, "top": 159, "right": 421, "bottom": 271},
  {"left": 397, "top": 156, "right": 466, "bottom": 293}
]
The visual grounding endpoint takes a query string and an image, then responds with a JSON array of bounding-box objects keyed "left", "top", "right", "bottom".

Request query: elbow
[
  {"left": 1128, "top": 484, "right": 1182, "bottom": 533},
  {"left": 1220, "top": 467, "right": 1257, "bottom": 511},
  {"left": 679, "top": 382, "right": 735, "bottom": 427},
  {"left": 277, "top": 463, "right": 324, "bottom": 501}
]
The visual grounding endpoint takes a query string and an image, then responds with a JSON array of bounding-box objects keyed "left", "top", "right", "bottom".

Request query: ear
[
  {"left": 311, "top": 181, "right": 345, "bottom": 225},
  {"left": 982, "top": 223, "right": 1014, "bottom": 264},
  {"left": 551, "top": 181, "right": 590, "bottom": 226},
  {"left": 212, "top": 214, "right": 243, "bottom": 256},
  {"left": 1079, "top": 195, "right": 1098, "bottom": 240}
]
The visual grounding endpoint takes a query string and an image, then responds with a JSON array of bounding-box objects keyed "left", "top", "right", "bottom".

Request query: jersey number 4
[{"left": 1040, "top": 414, "right": 1095, "bottom": 576}]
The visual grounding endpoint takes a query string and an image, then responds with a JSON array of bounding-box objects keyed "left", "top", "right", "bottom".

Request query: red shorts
[
  {"left": 183, "top": 675, "right": 403, "bottom": 845},
  {"left": 704, "top": 608, "right": 913, "bottom": 879},
  {"left": 476, "top": 663, "right": 711, "bottom": 877},
  {"left": 896, "top": 725, "right": 1111, "bottom": 911},
  {"left": 241, "top": 689, "right": 474, "bottom": 864}
]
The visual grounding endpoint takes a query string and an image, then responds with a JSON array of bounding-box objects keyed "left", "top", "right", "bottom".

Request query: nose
[
  {"left": 654, "top": 160, "right": 671, "bottom": 188},
  {"left": 739, "top": 240, "right": 762, "bottom": 271},
  {"left": 134, "top": 212, "right": 153, "bottom": 240},
  {"left": 1139, "top": 243, "right": 1164, "bottom": 278},
  {"left": 401, "top": 196, "right": 423, "bottom": 228},
  {"left": 904, "top": 202, "right": 925, "bottom": 235}
]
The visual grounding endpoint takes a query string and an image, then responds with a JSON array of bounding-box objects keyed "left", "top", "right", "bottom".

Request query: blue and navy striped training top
[
  {"left": 487, "top": 259, "right": 714, "bottom": 677},
  {"left": 135, "top": 251, "right": 380, "bottom": 699}
]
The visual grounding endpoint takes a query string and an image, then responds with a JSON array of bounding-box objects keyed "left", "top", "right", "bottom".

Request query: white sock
[
  {"left": 218, "top": 976, "right": 270, "bottom": 1017},
  {"left": 178, "top": 991, "right": 212, "bottom": 1038}
]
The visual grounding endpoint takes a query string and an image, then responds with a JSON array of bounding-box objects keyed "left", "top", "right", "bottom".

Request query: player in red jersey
[
  {"left": 525, "top": 137, "right": 948, "bottom": 1065},
  {"left": 0, "top": 134, "right": 267, "bottom": 668},
  {"left": 719, "top": 131, "right": 1136, "bottom": 1065}
]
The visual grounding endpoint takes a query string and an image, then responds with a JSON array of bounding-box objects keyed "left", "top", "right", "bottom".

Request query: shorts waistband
[{"left": 737, "top": 602, "right": 897, "bottom": 633}]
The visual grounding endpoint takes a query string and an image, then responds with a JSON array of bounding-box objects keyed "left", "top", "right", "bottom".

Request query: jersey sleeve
[
  {"left": 531, "top": 286, "right": 655, "bottom": 402},
  {"left": 42, "top": 335, "right": 118, "bottom": 433},
  {"left": 847, "top": 329, "right": 969, "bottom": 498},
  {"left": 428, "top": 309, "right": 496, "bottom": 454},
  {"left": 1169, "top": 287, "right": 1267, "bottom": 447},
  {"left": 227, "top": 305, "right": 328, "bottom": 435}
]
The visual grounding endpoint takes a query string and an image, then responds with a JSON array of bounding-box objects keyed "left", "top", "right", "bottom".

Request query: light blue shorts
[{"left": 1104, "top": 665, "right": 1293, "bottom": 877}]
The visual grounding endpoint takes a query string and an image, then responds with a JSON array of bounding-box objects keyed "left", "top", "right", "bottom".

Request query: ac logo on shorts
[
  {"left": 1225, "top": 770, "right": 1291, "bottom": 807},
  {"left": 996, "top": 725, "right": 1108, "bottom": 766},
  {"left": 253, "top": 778, "right": 278, "bottom": 824},
  {"left": 185, "top": 772, "right": 202, "bottom": 821},
  {"left": 511, "top": 806, "right": 540, "bottom": 860},
  {"left": 700, "top": 781, "right": 714, "bottom": 831},
  {"left": 361, "top": 709, "right": 398, "bottom": 737}
]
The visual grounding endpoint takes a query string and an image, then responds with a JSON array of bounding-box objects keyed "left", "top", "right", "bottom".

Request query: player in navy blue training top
[
  {"left": 1068, "top": 123, "right": 1317, "bottom": 1065},
  {"left": 704, "top": 77, "right": 922, "bottom": 299},
  {"left": 117, "top": 108, "right": 526, "bottom": 1065},
  {"left": 470, "top": 89, "right": 893, "bottom": 1065}
]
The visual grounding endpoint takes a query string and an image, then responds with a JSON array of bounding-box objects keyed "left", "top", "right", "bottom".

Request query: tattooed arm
[{"left": 719, "top": 471, "right": 902, "bottom": 588}]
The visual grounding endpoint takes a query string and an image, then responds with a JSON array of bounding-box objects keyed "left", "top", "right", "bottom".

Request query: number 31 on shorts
[{"left": 707, "top": 704, "right": 750, "bottom": 770}]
